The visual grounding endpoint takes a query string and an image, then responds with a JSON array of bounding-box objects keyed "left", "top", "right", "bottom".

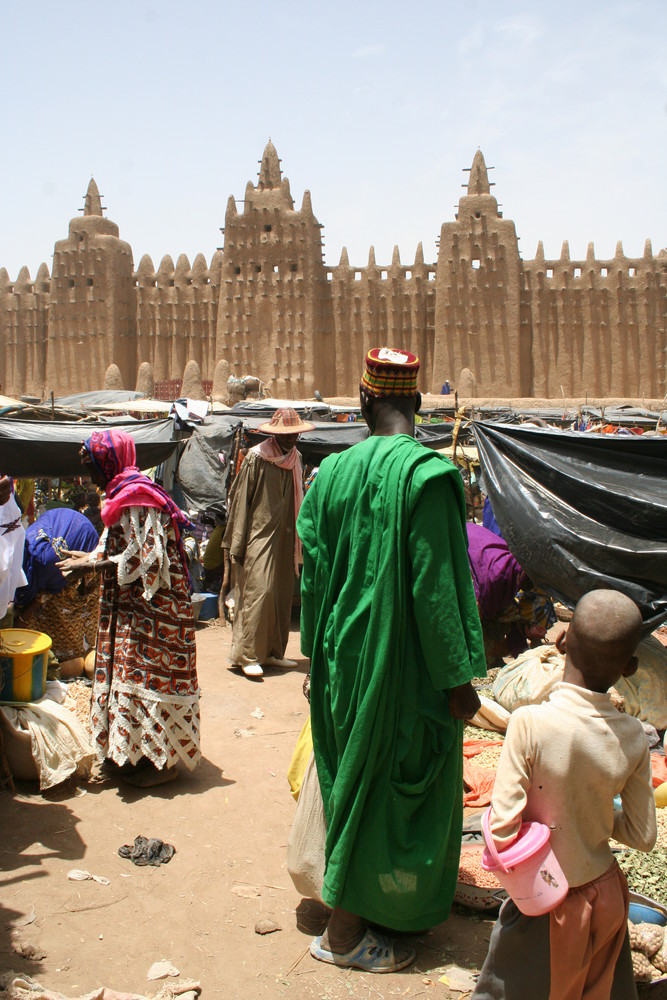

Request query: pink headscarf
[{"left": 83, "top": 430, "right": 192, "bottom": 567}]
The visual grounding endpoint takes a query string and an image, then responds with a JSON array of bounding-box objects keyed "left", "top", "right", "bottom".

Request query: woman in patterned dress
[{"left": 58, "top": 430, "right": 200, "bottom": 787}]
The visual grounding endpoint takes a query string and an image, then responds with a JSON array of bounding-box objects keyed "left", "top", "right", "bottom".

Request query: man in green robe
[{"left": 297, "top": 347, "right": 486, "bottom": 972}]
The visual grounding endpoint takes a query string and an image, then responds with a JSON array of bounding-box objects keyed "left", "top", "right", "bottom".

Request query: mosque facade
[{"left": 1, "top": 141, "right": 665, "bottom": 400}]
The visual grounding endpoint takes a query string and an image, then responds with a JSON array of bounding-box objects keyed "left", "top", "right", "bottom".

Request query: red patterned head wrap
[
  {"left": 82, "top": 430, "right": 192, "bottom": 571},
  {"left": 360, "top": 347, "right": 420, "bottom": 398},
  {"left": 83, "top": 430, "right": 136, "bottom": 483}
]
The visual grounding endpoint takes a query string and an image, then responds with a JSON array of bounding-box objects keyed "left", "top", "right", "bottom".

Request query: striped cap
[{"left": 360, "top": 347, "right": 420, "bottom": 398}]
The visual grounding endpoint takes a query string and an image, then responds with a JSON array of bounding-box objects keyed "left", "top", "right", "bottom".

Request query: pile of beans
[{"left": 458, "top": 847, "right": 502, "bottom": 889}]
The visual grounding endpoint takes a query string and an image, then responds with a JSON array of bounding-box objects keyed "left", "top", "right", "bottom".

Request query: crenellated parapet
[
  {"left": 328, "top": 241, "right": 436, "bottom": 396},
  {"left": 0, "top": 263, "right": 50, "bottom": 398},
  {"left": 135, "top": 250, "right": 221, "bottom": 385},
  {"left": 522, "top": 237, "right": 665, "bottom": 398}
]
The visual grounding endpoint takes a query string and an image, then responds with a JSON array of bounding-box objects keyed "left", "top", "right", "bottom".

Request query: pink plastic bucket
[{"left": 481, "top": 808, "right": 569, "bottom": 916}]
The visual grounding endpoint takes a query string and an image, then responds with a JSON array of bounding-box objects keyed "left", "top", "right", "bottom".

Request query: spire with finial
[
  {"left": 258, "top": 139, "right": 282, "bottom": 190},
  {"left": 414, "top": 242, "right": 424, "bottom": 266},
  {"left": 468, "top": 150, "right": 491, "bottom": 196},
  {"left": 83, "top": 178, "right": 103, "bottom": 216}
]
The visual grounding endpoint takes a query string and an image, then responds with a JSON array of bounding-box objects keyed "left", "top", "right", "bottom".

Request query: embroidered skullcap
[
  {"left": 257, "top": 407, "right": 315, "bottom": 435},
  {"left": 360, "top": 347, "right": 420, "bottom": 398}
]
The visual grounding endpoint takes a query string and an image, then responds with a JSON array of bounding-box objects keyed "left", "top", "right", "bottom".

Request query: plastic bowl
[
  {"left": 628, "top": 901, "right": 667, "bottom": 926},
  {"left": 191, "top": 593, "right": 206, "bottom": 622},
  {"left": 454, "top": 880, "right": 508, "bottom": 912},
  {"left": 456, "top": 843, "right": 508, "bottom": 912}
]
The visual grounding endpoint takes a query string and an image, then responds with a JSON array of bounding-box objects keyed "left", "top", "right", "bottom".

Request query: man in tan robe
[{"left": 223, "top": 408, "right": 314, "bottom": 678}]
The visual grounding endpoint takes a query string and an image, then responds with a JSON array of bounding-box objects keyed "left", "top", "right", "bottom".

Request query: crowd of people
[{"left": 0, "top": 344, "right": 659, "bottom": 998}]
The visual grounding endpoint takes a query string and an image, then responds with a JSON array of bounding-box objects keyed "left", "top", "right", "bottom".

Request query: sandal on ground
[{"left": 310, "top": 927, "right": 415, "bottom": 973}]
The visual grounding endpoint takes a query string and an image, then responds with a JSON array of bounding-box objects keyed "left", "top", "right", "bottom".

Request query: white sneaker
[
  {"left": 264, "top": 656, "right": 297, "bottom": 668},
  {"left": 242, "top": 662, "right": 264, "bottom": 678}
]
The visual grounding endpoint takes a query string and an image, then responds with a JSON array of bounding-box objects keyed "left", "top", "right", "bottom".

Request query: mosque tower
[
  {"left": 215, "top": 140, "right": 333, "bottom": 398},
  {"left": 46, "top": 179, "right": 136, "bottom": 394},
  {"left": 432, "top": 150, "right": 527, "bottom": 396}
]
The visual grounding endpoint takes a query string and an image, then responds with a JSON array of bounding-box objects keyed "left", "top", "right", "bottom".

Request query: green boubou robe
[{"left": 297, "top": 433, "right": 486, "bottom": 931}]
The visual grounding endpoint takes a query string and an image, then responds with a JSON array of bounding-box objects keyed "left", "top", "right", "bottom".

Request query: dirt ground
[{"left": 0, "top": 616, "right": 494, "bottom": 1000}]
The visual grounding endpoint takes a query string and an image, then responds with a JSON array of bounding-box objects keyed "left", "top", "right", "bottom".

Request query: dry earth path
[{"left": 0, "top": 619, "right": 491, "bottom": 1000}]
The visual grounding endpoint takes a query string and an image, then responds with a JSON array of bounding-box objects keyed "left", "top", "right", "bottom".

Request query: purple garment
[
  {"left": 15, "top": 507, "right": 99, "bottom": 607},
  {"left": 466, "top": 523, "right": 525, "bottom": 620}
]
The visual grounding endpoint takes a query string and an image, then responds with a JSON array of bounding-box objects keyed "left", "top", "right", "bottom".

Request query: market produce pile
[
  {"left": 457, "top": 846, "right": 501, "bottom": 891},
  {"left": 616, "top": 808, "right": 667, "bottom": 908},
  {"left": 62, "top": 679, "right": 93, "bottom": 734},
  {"left": 629, "top": 921, "right": 667, "bottom": 984}
]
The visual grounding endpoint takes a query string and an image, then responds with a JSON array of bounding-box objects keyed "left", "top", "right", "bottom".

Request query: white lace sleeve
[{"left": 109, "top": 507, "right": 172, "bottom": 600}]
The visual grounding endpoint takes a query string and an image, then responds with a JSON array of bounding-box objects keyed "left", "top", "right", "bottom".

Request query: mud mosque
[{"left": 1, "top": 141, "right": 665, "bottom": 401}]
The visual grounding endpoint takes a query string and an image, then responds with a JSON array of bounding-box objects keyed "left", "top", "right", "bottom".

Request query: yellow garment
[
  {"left": 287, "top": 716, "right": 313, "bottom": 800},
  {"left": 14, "top": 479, "right": 34, "bottom": 516},
  {"left": 203, "top": 524, "right": 225, "bottom": 570}
]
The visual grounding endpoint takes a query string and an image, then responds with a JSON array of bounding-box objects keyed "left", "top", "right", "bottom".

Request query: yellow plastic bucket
[{"left": 0, "top": 629, "right": 52, "bottom": 703}]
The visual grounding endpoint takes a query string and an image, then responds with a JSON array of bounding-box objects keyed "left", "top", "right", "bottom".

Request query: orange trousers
[{"left": 549, "top": 862, "right": 629, "bottom": 1000}]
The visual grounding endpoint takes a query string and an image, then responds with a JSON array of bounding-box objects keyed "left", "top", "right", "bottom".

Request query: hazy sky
[{"left": 2, "top": 0, "right": 665, "bottom": 279}]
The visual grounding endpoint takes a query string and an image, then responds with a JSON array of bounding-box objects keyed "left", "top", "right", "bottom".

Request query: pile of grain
[
  {"left": 469, "top": 744, "right": 503, "bottom": 770},
  {"left": 62, "top": 680, "right": 92, "bottom": 735}
]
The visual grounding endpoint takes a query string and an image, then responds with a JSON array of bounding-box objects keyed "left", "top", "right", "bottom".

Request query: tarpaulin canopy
[
  {"left": 172, "top": 415, "right": 457, "bottom": 515},
  {"left": 473, "top": 421, "right": 667, "bottom": 634},
  {"left": 244, "top": 419, "right": 455, "bottom": 462},
  {"left": 173, "top": 417, "right": 243, "bottom": 517},
  {"left": 55, "top": 390, "right": 146, "bottom": 407},
  {"left": 0, "top": 418, "right": 179, "bottom": 478}
]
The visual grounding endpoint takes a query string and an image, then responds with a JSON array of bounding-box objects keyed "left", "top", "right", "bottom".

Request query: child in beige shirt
[{"left": 474, "top": 590, "right": 657, "bottom": 1000}]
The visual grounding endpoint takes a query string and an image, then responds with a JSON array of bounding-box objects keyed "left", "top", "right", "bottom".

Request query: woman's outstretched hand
[{"left": 56, "top": 551, "right": 95, "bottom": 576}]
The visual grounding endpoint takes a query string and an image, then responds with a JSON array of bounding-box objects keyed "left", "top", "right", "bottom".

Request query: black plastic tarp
[
  {"left": 244, "top": 419, "right": 455, "bottom": 463},
  {"left": 172, "top": 415, "right": 457, "bottom": 515},
  {"left": 473, "top": 422, "right": 667, "bottom": 634},
  {"left": 173, "top": 417, "right": 243, "bottom": 517},
  {"left": 0, "top": 418, "right": 179, "bottom": 477}
]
